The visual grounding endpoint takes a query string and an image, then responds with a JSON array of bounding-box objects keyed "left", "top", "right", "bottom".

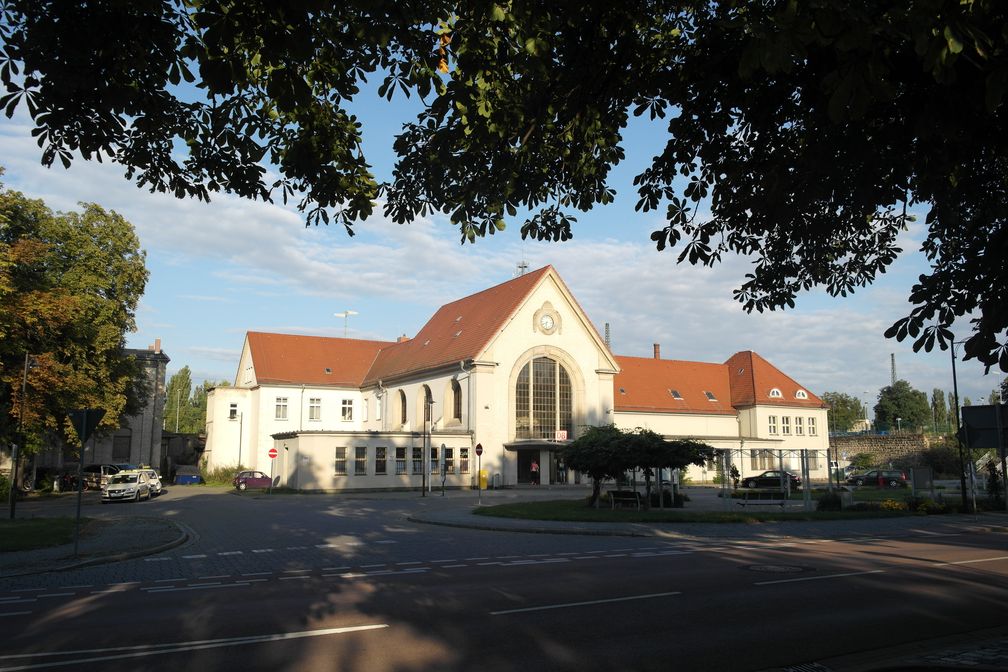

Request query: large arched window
[
  {"left": 451, "top": 379, "right": 462, "bottom": 422},
  {"left": 398, "top": 390, "right": 407, "bottom": 425},
  {"left": 515, "top": 356, "right": 573, "bottom": 439}
]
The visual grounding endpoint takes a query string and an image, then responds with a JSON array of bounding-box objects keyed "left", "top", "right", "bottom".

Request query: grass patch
[
  {"left": 472, "top": 499, "right": 913, "bottom": 523},
  {"left": 0, "top": 518, "right": 83, "bottom": 552}
]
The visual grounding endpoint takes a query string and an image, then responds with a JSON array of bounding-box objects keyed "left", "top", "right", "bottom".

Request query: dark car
[
  {"left": 740, "top": 470, "right": 802, "bottom": 489},
  {"left": 846, "top": 469, "right": 908, "bottom": 488},
  {"left": 233, "top": 470, "right": 272, "bottom": 491}
]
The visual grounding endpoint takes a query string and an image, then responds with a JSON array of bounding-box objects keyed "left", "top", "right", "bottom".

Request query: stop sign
[
  {"left": 268, "top": 447, "right": 278, "bottom": 459},
  {"left": 475, "top": 443, "right": 483, "bottom": 456}
]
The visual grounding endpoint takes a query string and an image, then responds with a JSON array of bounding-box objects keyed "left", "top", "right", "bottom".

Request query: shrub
[
  {"left": 817, "top": 492, "right": 842, "bottom": 511},
  {"left": 920, "top": 441, "right": 962, "bottom": 478},
  {"left": 905, "top": 496, "right": 946, "bottom": 514},
  {"left": 0, "top": 474, "right": 9, "bottom": 503},
  {"left": 200, "top": 461, "right": 246, "bottom": 486},
  {"left": 880, "top": 499, "right": 908, "bottom": 511},
  {"left": 846, "top": 501, "right": 881, "bottom": 511}
]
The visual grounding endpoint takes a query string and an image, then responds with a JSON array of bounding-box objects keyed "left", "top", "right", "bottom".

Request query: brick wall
[{"left": 830, "top": 434, "right": 932, "bottom": 467}]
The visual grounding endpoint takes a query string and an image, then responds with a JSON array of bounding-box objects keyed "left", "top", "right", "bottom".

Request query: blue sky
[{"left": 0, "top": 89, "right": 1002, "bottom": 417}]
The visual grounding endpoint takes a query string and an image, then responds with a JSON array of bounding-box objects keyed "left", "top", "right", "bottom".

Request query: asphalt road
[{"left": 2, "top": 488, "right": 1007, "bottom": 671}]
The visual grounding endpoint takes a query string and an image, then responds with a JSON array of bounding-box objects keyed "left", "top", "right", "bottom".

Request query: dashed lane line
[{"left": 490, "top": 591, "right": 682, "bottom": 616}]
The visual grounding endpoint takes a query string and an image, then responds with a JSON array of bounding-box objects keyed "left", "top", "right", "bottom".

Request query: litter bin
[{"left": 478, "top": 469, "right": 488, "bottom": 490}]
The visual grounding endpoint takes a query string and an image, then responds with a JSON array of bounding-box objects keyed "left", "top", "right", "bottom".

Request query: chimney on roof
[
  {"left": 604, "top": 322, "right": 610, "bottom": 348},
  {"left": 397, "top": 334, "right": 409, "bottom": 343},
  {"left": 149, "top": 338, "right": 161, "bottom": 353},
  {"left": 653, "top": 343, "right": 660, "bottom": 360}
]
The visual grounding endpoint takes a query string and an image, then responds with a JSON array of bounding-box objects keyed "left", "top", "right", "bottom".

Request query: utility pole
[
  {"left": 951, "top": 341, "right": 970, "bottom": 512},
  {"left": 8, "top": 353, "right": 34, "bottom": 520}
]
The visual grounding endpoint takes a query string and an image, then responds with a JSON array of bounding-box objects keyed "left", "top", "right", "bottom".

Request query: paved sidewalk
[{"left": 0, "top": 514, "right": 188, "bottom": 578}]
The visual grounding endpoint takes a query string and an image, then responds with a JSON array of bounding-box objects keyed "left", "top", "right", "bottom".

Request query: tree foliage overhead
[
  {"left": 2, "top": 1, "right": 1007, "bottom": 371},
  {"left": 0, "top": 176, "right": 149, "bottom": 448}
]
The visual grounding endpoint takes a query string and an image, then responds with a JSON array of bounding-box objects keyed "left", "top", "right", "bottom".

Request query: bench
[
  {"left": 608, "top": 490, "right": 643, "bottom": 511},
  {"left": 736, "top": 489, "right": 789, "bottom": 508}
]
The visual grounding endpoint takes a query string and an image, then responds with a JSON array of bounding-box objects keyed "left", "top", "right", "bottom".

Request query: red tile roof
[
  {"left": 361, "top": 266, "right": 553, "bottom": 385},
  {"left": 613, "top": 356, "right": 737, "bottom": 415},
  {"left": 724, "top": 351, "right": 826, "bottom": 408},
  {"left": 246, "top": 332, "right": 391, "bottom": 387}
]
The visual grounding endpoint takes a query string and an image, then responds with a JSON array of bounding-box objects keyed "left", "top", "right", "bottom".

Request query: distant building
[
  {"left": 204, "top": 266, "right": 829, "bottom": 490},
  {"left": 32, "top": 340, "right": 169, "bottom": 479}
]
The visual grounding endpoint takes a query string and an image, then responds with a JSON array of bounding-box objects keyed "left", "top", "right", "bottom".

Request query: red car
[{"left": 233, "top": 470, "right": 272, "bottom": 491}]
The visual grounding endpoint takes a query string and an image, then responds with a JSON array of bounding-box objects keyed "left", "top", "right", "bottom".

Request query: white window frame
[
  {"left": 768, "top": 415, "right": 778, "bottom": 435},
  {"left": 808, "top": 417, "right": 817, "bottom": 436},
  {"left": 769, "top": 388, "right": 782, "bottom": 398},
  {"left": 308, "top": 397, "right": 321, "bottom": 422},
  {"left": 334, "top": 447, "right": 347, "bottom": 475},
  {"left": 795, "top": 416, "right": 804, "bottom": 435},
  {"left": 341, "top": 399, "right": 353, "bottom": 422},
  {"left": 275, "top": 397, "right": 288, "bottom": 421},
  {"left": 782, "top": 416, "right": 791, "bottom": 435},
  {"left": 795, "top": 389, "right": 808, "bottom": 399},
  {"left": 363, "top": 398, "right": 369, "bottom": 422}
]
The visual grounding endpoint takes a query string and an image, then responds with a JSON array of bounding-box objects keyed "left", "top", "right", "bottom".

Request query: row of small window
[
  {"left": 229, "top": 398, "right": 360, "bottom": 422},
  {"left": 768, "top": 416, "right": 817, "bottom": 436},
  {"left": 750, "top": 449, "right": 820, "bottom": 470},
  {"left": 334, "top": 447, "right": 471, "bottom": 476}
]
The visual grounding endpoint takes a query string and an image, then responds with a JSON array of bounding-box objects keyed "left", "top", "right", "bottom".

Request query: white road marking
[
  {"left": 240, "top": 572, "right": 271, "bottom": 577},
  {"left": 144, "top": 582, "right": 248, "bottom": 594},
  {"left": 0, "top": 624, "right": 389, "bottom": 669},
  {"left": 181, "top": 555, "right": 206, "bottom": 559},
  {"left": 0, "top": 612, "right": 32, "bottom": 618},
  {"left": 491, "top": 591, "right": 682, "bottom": 616},
  {"left": 38, "top": 594, "right": 75, "bottom": 599},
  {"left": 0, "top": 600, "right": 34, "bottom": 605},
  {"left": 154, "top": 579, "right": 182, "bottom": 583},
  {"left": 441, "top": 564, "right": 467, "bottom": 569},
  {"left": 218, "top": 551, "right": 242, "bottom": 556},
  {"left": 279, "top": 576, "right": 311, "bottom": 581},
  {"left": 282, "top": 569, "right": 311, "bottom": 574},
  {"left": 251, "top": 549, "right": 274, "bottom": 554},
  {"left": 322, "top": 567, "right": 349, "bottom": 572},
  {"left": 754, "top": 569, "right": 885, "bottom": 586},
  {"left": 375, "top": 540, "right": 396, "bottom": 544},
  {"left": 936, "top": 555, "right": 1008, "bottom": 566},
  {"left": 396, "top": 561, "right": 422, "bottom": 566},
  {"left": 197, "top": 576, "right": 229, "bottom": 580},
  {"left": 144, "top": 558, "right": 170, "bottom": 562}
]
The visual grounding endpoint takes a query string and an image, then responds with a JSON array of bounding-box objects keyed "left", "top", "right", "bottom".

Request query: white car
[
  {"left": 101, "top": 470, "right": 151, "bottom": 503},
  {"left": 141, "top": 468, "right": 163, "bottom": 496}
]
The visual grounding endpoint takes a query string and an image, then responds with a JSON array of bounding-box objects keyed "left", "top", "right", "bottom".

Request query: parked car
[
  {"left": 846, "top": 469, "right": 908, "bottom": 487},
  {"left": 101, "top": 470, "right": 151, "bottom": 503},
  {"left": 233, "top": 470, "right": 272, "bottom": 491},
  {"left": 83, "top": 464, "right": 123, "bottom": 490},
  {"left": 141, "top": 468, "right": 163, "bottom": 496},
  {"left": 740, "top": 470, "right": 802, "bottom": 489}
]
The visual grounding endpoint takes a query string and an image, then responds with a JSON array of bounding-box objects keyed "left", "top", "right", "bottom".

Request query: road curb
[{"left": 0, "top": 519, "right": 191, "bottom": 578}]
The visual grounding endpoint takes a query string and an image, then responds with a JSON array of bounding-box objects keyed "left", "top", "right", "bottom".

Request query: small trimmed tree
[{"left": 560, "top": 425, "right": 627, "bottom": 508}]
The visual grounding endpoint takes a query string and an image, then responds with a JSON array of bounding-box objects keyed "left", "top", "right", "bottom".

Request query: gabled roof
[
  {"left": 245, "top": 332, "right": 391, "bottom": 387},
  {"left": 725, "top": 351, "right": 826, "bottom": 408},
  {"left": 613, "top": 356, "right": 736, "bottom": 415},
  {"left": 361, "top": 266, "right": 552, "bottom": 385}
]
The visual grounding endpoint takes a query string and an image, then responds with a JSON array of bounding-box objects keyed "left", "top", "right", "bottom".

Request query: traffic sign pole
[{"left": 475, "top": 443, "right": 483, "bottom": 505}]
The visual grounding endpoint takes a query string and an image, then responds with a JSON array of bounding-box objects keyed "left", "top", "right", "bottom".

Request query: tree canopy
[
  {"left": 874, "top": 380, "right": 931, "bottom": 432},
  {"left": 0, "top": 176, "right": 149, "bottom": 449},
  {"left": 164, "top": 368, "right": 225, "bottom": 435},
  {"left": 2, "top": 1, "right": 1007, "bottom": 371},
  {"left": 820, "top": 391, "right": 865, "bottom": 432}
]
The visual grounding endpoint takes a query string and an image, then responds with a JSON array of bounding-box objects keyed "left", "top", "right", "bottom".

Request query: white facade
[{"left": 203, "top": 267, "right": 830, "bottom": 490}]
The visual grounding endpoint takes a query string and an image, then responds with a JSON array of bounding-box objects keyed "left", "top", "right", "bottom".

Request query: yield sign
[{"left": 68, "top": 408, "right": 106, "bottom": 443}]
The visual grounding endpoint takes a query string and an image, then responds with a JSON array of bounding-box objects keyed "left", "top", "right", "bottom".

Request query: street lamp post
[
  {"left": 9, "top": 353, "right": 36, "bottom": 520},
  {"left": 897, "top": 417, "right": 902, "bottom": 433},
  {"left": 951, "top": 340, "right": 971, "bottom": 512}
]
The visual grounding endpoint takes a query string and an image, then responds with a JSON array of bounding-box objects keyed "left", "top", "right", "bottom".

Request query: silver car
[
  {"left": 141, "top": 468, "right": 163, "bottom": 496},
  {"left": 101, "top": 471, "right": 151, "bottom": 503}
]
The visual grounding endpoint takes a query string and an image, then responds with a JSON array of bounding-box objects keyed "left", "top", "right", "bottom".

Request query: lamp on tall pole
[
  {"left": 334, "top": 310, "right": 358, "bottom": 338},
  {"left": 9, "top": 353, "right": 36, "bottom": 520},
  {"left": 951, "top": 340, "right": 970, "bottom": 512}
]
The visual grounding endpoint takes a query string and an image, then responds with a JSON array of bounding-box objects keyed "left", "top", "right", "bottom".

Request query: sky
[{"left": 0, "top": 87, "right": 1003, "bottom": 419}]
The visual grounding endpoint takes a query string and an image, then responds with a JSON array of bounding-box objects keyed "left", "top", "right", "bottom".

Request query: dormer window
[
  {"left": 669, "top": 389, "right": 683, "bottom": 400},
  {"left": 769, "top": 388, "right": 782, "bottom": 398},
  {"left": 324, "top": 367, "right": 332, "bottom": 375},
  {"left": 705, "top": 391, "right": 717, "bottom": 401},
  {"left": 619, "top": 387, "right": 626, "bottom": 395},
  {"left": 795, "top": 389, "right": 808, "bottom": 399}
]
